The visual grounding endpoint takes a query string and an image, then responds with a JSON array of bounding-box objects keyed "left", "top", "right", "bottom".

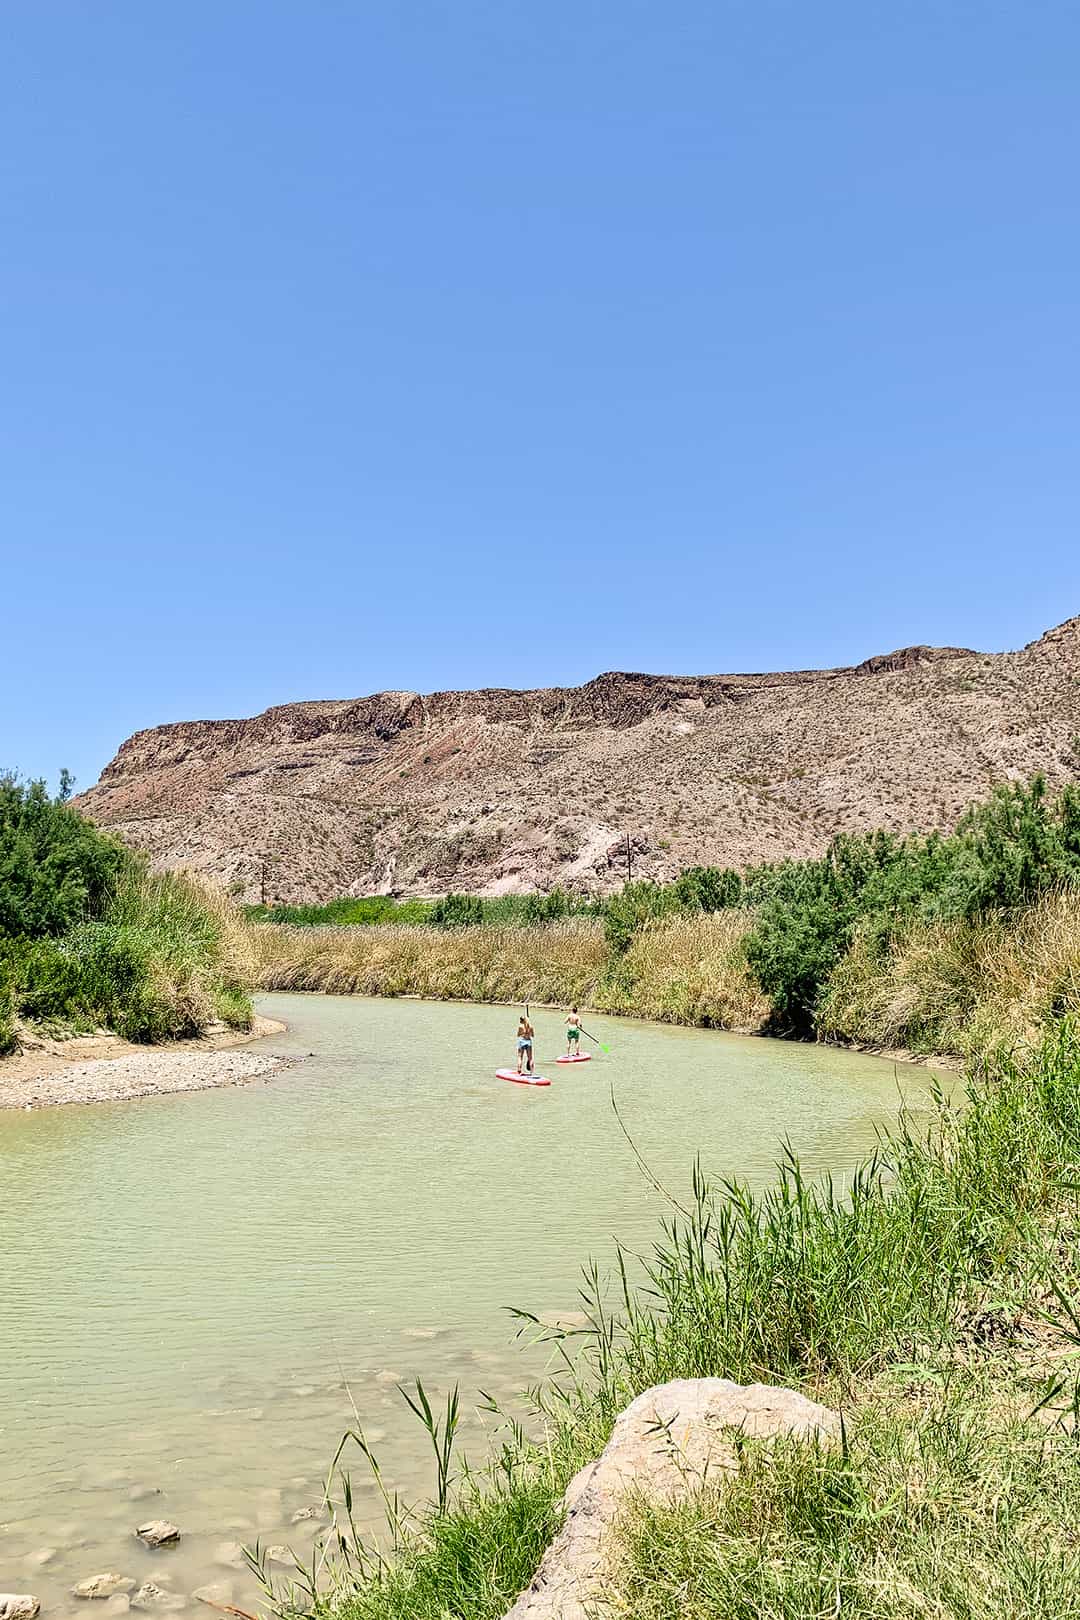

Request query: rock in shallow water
[
  {"left": 72, "top": 1574, "right": 137, "bottom": 1600},
  {"left": 131, "top": 1583, "right": 186, "bottom": 1611},
  {"left": 0, "top": 1596, "right": 41, "bottom": 1620},
  {"left": 134, "top": 1522, "right": 180, "bottom": 1549},
  {"left": 211, "top": 1543, "right": 247, "bottom": 1571},
  {"left": 191, "top": 1582, "right": 234, "bottom": 1608}
]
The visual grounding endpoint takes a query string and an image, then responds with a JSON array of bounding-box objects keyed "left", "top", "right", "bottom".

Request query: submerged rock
[
  {"left": 503, "top": 1378, "right": 840, "bottom": 1620},
  {"left": 134, "top": 1523, "right": 180, "bottom": 1549},
  {"left": 211, "top": 1543, "right": 246, "bottom": 1571},
  {"left": 0, "top": 1597, "right": 41, "bottom": 1620},
  {"left": 191, "top": 1582, "right": 234, "bottom": 1608},
  {"left": 131, "top": 1583, "right": 186, "bottom": 1611},
  {"left": 131, "top": 1581, "right": 187, "bottom": 1607},
  {"left": 72, "top": 1574, "right": 137, "bottom": 1600}
]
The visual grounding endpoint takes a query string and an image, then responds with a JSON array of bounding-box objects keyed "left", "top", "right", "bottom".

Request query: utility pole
[{"left": 625, "top": 833, "right": 633, "bottom": 886}]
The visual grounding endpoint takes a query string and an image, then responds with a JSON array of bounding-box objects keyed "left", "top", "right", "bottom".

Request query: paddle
[{"left": 577, "top": 1021, "right": 611, "bottom": 1055}]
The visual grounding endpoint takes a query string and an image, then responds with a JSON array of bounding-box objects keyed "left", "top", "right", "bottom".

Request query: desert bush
[
  {"left": 430, "top": 892, "right": 485, "bottom": 929},
  {"left": 0, "top": 774, "right": 126, "bottom": 937},
  {"left": 0, "top": 774, "right": 255, "bottom": 1046}
]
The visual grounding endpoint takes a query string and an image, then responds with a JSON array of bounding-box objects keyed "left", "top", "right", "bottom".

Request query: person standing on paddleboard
[
  {"left": 516, "top": 1012, "right": 535, "bottom": 1074},
  {"left": 564, "top": 1007, "right": 581, "bottom": 1058}
]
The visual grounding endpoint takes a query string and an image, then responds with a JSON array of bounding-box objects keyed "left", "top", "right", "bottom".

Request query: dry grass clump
[
  {"left": 594, "top": 910, "right": 768, "bottom": 1030},
  {"left": 252, "top": 911, "right": 768, "bottom": 1030},
  {"left": 818, "top": 888, "right": 1080, "bottom": 1058},
  {"left": 251, "top": 917, "right": 610, "bottom": 1007}
]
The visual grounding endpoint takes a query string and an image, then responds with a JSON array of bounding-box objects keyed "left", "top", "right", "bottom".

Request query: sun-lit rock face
[{"left": 76, "top": 619, "right": 1080, "bottom": 904}]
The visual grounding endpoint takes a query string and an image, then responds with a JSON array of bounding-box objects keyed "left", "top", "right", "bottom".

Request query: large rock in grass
[{"left": 503, "top": 1378, "right": 840, "bottom": 1620}]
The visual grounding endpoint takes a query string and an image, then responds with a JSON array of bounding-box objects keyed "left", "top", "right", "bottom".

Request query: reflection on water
[{"left": 0, "top": 993, "right": 941, "bottom": 1613}]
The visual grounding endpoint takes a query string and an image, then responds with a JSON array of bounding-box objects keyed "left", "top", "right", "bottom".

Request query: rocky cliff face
[{"left": 77, "top": 619, "right": 1080, "bottom": 903}]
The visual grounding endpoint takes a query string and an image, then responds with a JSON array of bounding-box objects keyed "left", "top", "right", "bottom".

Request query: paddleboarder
[
  {"left": 564, "top": 1007, "right": 582, "bottom": 1058},
  {"left": 516, "top": 1011, "right": 535, "bottom": 1074}
]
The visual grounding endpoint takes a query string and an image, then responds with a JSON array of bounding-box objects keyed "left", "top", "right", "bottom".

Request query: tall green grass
[
  {"left": 605, "top": 1386, "right": 1080, "bottom": 1618},
  {"left": 246, "top": 888, "right": 593, "bottom": 931},
  {"left": 11, "top": 867, "right": 255, "bottom": 1043},
  {"left": 289, "top": 1021, "right": 1080, "bottom": 1620}
]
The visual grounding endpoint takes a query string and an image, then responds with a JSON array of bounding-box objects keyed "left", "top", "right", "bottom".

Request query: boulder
[
  {"left": 503, "top": 1378, "right": 840, "bottom": 1620},
  {"left": 0, "top": 1597, "right": 41, "bottom": 1620},
  {"left": 72, "top": 1575, "right": 137, "bottom": 1600},
  {"left": 134, "top": 1523, "right": 180, "bottom": 1549}
]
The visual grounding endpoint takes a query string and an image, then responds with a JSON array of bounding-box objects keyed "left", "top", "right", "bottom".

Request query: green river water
[{"left": 1, "top": 993, "right": 943, "bottom": 1614}]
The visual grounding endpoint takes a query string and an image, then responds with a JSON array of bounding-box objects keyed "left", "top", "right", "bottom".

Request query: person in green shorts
[{"left": 564, "top": 1007, "right": 581, "bottom": 1058}]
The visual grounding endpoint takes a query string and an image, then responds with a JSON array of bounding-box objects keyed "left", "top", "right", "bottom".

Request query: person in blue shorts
[{"left": 516, "top": 1012, "right": 535, "bottom": 1074}]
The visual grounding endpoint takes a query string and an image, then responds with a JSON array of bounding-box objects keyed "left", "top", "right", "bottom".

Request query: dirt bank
[{"left": 0, "top": 1014, "right": 294, "bottom": 1109}]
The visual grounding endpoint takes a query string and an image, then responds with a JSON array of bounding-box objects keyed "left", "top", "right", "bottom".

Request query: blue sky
[{"left": 3, "top": 2, "right": 1078, "bottom": 793}]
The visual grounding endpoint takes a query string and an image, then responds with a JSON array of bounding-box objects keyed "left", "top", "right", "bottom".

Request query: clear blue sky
[{"left": 3, "top": 2, "right": 1078, "bottom": 793}]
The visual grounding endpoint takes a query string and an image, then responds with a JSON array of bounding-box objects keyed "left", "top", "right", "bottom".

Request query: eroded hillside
[{"left": 77, "top": 618, "right": 1080, "bottom": 902}]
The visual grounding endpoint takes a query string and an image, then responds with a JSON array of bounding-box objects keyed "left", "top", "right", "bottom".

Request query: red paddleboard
[
  {"left": 556, "top": 1053, "right": 592, "bottom": 1064},
  {"left": 496, "top": 1069, "right": 551, "bottom": 1087}
]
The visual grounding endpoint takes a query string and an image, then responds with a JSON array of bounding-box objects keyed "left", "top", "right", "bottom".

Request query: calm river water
[{"left": 1, "top": 994, "right": 942, "bottom": 1613}]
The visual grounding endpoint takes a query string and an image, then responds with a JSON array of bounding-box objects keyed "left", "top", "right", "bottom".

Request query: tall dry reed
[
  {"left": 818, "top": 887, "right": 1080, "bottom": 1057},
  {"left": 251, "top": 911, "right": 767, "bottom": 1030}
]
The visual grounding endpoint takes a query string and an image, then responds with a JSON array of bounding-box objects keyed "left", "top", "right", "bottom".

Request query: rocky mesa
[{"left": 77, "top": 617, "right": 1080, "bottom": 902}]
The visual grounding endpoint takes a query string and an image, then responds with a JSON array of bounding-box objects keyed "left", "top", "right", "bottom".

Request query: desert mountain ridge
[{"left": 78, "top": 616, "right": 1080, "bottom": 903}]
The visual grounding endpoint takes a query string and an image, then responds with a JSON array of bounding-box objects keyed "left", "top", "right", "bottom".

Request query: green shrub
[
  {"left": 604, "top": 881, "right": 680, "bottom": 953},
  {"left": 0, "top": 778, "right": 253, "bottom": 1045},
  {"left": 0, "top": 950, "right": 16, "bottom": 1054},
  {"left": 672, "top": 865, "right": 743, "bottom": 912},
  {"left": 430, "top": 892, "right": 484, "bottom": 929},
  {"left": 0, "top": 774, "right": 126, "bottom": 937},
  {"left": 247, "top": 895, "right": 435, "bottom": 927}
]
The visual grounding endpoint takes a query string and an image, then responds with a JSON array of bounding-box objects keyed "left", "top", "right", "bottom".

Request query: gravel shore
[{"left": 0, "top": 1015, "right": 298, "bottom": 1109}]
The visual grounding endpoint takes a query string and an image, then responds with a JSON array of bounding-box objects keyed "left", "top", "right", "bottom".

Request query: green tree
[{"left": 0, "top": 775, "right": 127, "bottom": 939}]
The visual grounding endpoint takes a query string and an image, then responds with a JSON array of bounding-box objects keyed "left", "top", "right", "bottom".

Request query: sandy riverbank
[{"left": 0, "top": 1014, "right": 296, "bottom": 1109}]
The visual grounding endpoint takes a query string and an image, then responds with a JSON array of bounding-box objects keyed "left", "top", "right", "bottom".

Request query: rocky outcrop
[
  {"left": 0, "top": 1597, "right": 41, "bottom": 1620},
  {"left": 77, "top": 617, "right": 1080, "bottom": 903},
  {"left": 504, "top": 1378, "right": 840, "bottom": 1620}
]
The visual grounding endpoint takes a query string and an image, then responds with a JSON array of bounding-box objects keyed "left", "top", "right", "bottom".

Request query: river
[{"left": 0, "top": 994, "right": 942, "bottom": 1614}]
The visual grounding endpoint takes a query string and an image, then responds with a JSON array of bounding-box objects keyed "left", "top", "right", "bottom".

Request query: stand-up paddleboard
[
  {"left": 556, "top": 1053, "right": 592, "bottom": 1064},
  {"left": 496, "top": 1069, "right": 551, "bottom": 1087}
]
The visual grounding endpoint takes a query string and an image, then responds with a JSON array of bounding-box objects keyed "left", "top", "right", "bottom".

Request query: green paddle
[{"left": 577, "top": 1021, "right": 611, "bottom": 1055}]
